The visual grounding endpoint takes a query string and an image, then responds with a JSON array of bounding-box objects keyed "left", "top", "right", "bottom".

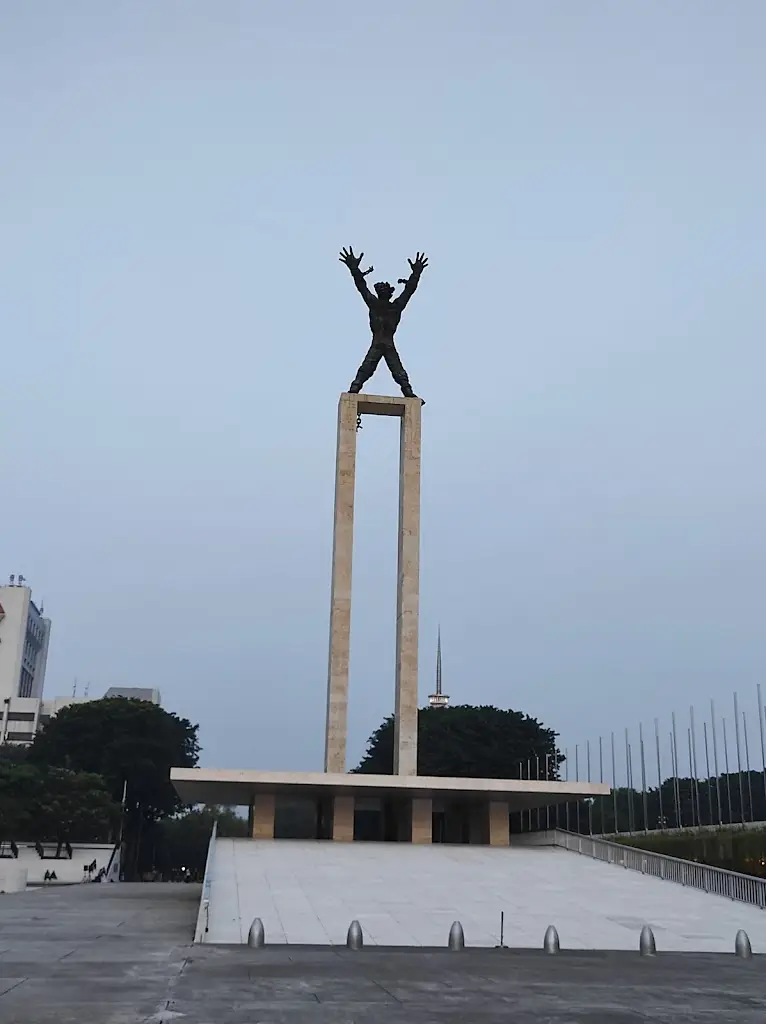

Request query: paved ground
[
  {"left": 208, "top": 838, "right": 766, "bottom": 951},
  {"left": 1, "top": 883, "right": 766, "bottom": 1022}
]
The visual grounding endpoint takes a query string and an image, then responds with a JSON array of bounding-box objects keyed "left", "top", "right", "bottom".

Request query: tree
[
  {"left": 0, "top": 759, "right": 118, "bottom": 843},
  {"left": 0, "top": 759, "right": 46, "bottom": 839},
  {"left": 35, "top": 767, "right": 120, "bottom": 844},
  {"left": 354, "top": 704, "right": 561, "bottom": 777},
  {"left": 0, "top": 743, "right": 30, "bottom": 766},
  {"left": 29, "top": 698, "right": 199, "bottom": 877}
]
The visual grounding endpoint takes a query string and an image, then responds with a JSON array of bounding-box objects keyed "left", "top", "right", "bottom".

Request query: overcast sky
[{"left": 2, "top": 1, "right": 765, "bottom": 780}]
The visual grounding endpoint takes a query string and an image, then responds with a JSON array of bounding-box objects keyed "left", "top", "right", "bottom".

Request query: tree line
[
  {"left": 559, "top": 772, "right": 766, "bottom": 836},
  {"left": 6, "top": 700, "right": 763, "bottom": 880}
]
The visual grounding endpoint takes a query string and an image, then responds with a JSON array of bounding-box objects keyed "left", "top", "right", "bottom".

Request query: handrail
[
  {"left": 101, "top": 841, "right": 121, "bottom": 883},
  {"left": 193, "top": 819, "right": 218, "bottom": 944},
  {"left": 550, "top": 829, "right": 766, "bottom": 909}
]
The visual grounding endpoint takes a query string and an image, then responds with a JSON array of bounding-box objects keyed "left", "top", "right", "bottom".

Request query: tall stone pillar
[
  {"left": 393, "top": 398, "right": 422, "bottom": 776},
  {"left": 324, "top": 393, "right": 423, "bottom": 776},
  {"left": 324, "top": 394, "right": 358, "bottom": 774}
]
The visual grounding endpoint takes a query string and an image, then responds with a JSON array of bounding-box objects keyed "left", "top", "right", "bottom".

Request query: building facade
[
  {"left": 0, "top": 580, "right": 51, "bottom": 702},
  {"left": 0, "top": 580, "right": 52, "bottom": 742}
]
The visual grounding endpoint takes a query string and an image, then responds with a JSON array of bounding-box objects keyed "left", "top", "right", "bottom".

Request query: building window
[
  {"left": 7, "top": 712, "right": 35, "bottom": 722},
  {"left": 4, "top": 732, "right": 34, "bottom": 743},
  {"left": 18, "top": 668, "right": 34, "bottom": 698}
]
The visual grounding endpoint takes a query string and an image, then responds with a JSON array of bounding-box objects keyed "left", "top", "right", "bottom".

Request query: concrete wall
[
  {"left": 2, "top": 843, "right": 114, "bottom": 885},
  {"left": 0, "top": 865, "right": 27, "bottom": 892}
]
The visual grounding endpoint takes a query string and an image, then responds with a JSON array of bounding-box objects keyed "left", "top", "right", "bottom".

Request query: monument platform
[{"left": 171, "top": 768, "right": 609, "bottom": 845}]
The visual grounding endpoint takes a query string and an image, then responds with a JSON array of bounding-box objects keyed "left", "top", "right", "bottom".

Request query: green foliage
[
  {"left": 0, "top": 757, "right": 119, "bottom": 842},
  {"left": 614, "top": 826, "right": 766, "bottom": 878},
  {"left": 0, "top": 743, "right": 30, "bottom": 766},
  {"left": 0, "top": 758, "right": 44, "bottom": 838},
  {"left": 30, "top": 697, "right": 199, "bottom": 819},
  {"left": 567, "top": 771, "right": 766, "bottom": 836},
  {"left": 354, "top": 704, "right": 561, "bottom": 777},
  {"left": 157, "top": 805, "right": 247, "bottom": 876}
]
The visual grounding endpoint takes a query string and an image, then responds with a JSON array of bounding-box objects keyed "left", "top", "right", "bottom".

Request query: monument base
[{"left": 171, "top": 769, "right": 608, "bottom": 847}]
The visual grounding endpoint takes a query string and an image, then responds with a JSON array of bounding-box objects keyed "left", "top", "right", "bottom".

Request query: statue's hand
[
  {"left": 408, "top": 251, "right": 429, "bottom": 275},
  {"left": 339, "top": 247, "right": 365, "bottom": 271}
]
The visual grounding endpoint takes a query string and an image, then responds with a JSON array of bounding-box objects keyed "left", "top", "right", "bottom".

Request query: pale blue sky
[{"left": 2, "top": 1, "right": 765, "bottom": 778}]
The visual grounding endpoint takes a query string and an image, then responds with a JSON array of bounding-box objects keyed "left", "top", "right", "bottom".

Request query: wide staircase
[{"left": 195, "top": 829, "right": 766, "bottom": 951}]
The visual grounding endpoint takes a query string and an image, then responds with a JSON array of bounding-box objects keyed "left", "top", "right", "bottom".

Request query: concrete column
[
  {"left": 488, "top": 800, "right": 510, "bottom": 847},
  {"left": 324, "top": 394, "right": 358, "bottom": 773},
  {"left": 411, "top": 797, "right": 433, "bottom": 844},
  {"left": 332, "top": 795, "right": 355, "bottom": 841},
  {"left": 393, "top": 398, "right": 422, "bottom": 776},
  {"left": 251, "top": 794, "right": 275, "bottom": 840}
]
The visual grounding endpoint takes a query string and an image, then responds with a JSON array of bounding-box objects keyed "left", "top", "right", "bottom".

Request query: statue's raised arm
[
  {"left": 393, "top": 252, "right": 428, "bottom": 311},
  {"left": 339, "top": 247, "right": 375, "bottom": 308}
]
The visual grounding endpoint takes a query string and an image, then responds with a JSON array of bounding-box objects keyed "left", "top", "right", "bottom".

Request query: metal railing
[
  {"left": 193, "top": 819, "right": 218, "bottom": 944},
  {"left": 551, "top": 828, "right": 766, "bottom": 908}
]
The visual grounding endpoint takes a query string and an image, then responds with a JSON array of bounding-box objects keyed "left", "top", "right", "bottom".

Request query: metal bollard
[
  {"left": 543, "top": 925, "right": 560, "bottom": 954},
  {"left": 346, "top": 920, "right": 363, "bottom": 950},
  {"left": 448, "top": 921, "right": 465, "bottom": 951},
  {"left": 247, "top": 918, "right": 265, "bottom": 948},
  {"left": 735, "top": 929, "right": 752, "bottom": 959},
  {"left": 639, "top": 925, "right": 656, "bottom": 957}
]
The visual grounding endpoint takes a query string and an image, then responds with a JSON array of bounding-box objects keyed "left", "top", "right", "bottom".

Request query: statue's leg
[
  {"left": 384, "top": 345, "right": 417, "bottom": 398},
  {"left": 349, "top": 343, "right": 382, "bottom": 393}
]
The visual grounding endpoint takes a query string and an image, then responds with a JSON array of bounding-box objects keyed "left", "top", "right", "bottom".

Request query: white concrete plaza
[{"left": 205, "top": 838, "right": 766, "bottom": 952}]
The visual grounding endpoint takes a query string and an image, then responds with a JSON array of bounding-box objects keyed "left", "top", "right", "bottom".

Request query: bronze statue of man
[{"left": 339, "top": 247, "right": 428, "bottom": 399}]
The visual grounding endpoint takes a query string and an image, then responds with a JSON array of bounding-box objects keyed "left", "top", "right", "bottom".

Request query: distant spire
[
  {"left": 428, "top": 625, "right": 449, "bottom": 708},
  {"left": 436, "top": 625, "right": 443, "bottom": 695}
]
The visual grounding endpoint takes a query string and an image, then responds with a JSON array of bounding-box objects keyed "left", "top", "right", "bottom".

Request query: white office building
[
  {"left": 0, "top": 578, "right": 52, "bottom": 743},
  {"left": 0, "top": 579, "right": 51, "bottom": 700}
]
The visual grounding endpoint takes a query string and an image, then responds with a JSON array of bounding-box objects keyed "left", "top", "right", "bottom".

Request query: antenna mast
[{"left": 428, "top": 625, "right": 449, "bottom": 708}]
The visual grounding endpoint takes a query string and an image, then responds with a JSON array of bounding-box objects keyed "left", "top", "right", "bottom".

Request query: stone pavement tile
[
  {"left": 0, "top": 947, "right": 78, "bottom": 963},
  {"left": 161, "top": 1011, "right": 651, "bottom": 1024},
  {"left": 0, "top": 983, "right": 24, "bottom": 1000},
  {"left": 0, "top": 982, "right": 162, "bottom": 1024},
  {"left": 644, "top": 1016, "right": 766, "bottom": 1024},
  {"left": 4, "top": 1002, "right": 154, "bottom": 1024}
]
